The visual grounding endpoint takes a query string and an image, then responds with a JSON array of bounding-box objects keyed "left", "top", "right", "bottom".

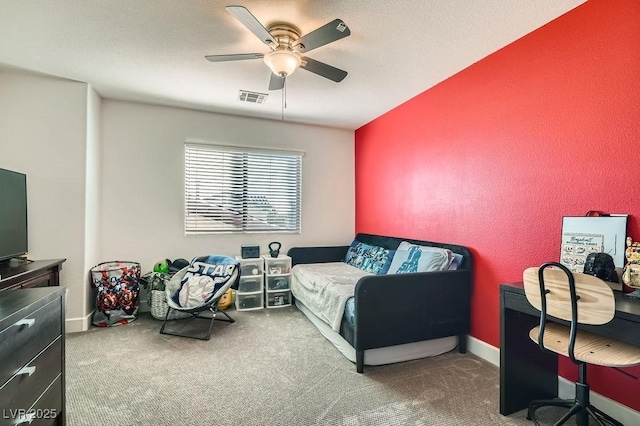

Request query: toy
[
  {"left": 623, "top": 237, "right": 640, "bottom": 289},
  {"left": 217, "top": 289, "right": 234, "bottom": 310},
  {"left": 153, "top": 259, "right": 170, "bottom": 274}
]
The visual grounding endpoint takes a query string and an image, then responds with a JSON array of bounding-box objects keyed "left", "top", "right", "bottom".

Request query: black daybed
[{"left": 288, "top": 233, "right": 473, "bottom": 373}]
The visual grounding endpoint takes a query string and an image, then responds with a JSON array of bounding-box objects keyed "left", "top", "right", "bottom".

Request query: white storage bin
[
  {"left": 266, "top": 274, "right": 290, "bottom": 291},
  {"left": 264, "top": 257, "right": 291, "bottom": 275},
  {"left": 238, "top": 276, "right": 263, "bottom": 293},
  {"left": 236, "top": 292, "right": 263, "bottom": 311},
  {"left": 266, "top": 291, "right": 292, "bottom": 308},
  {"left": 236, "top": 257, "right": 263, "bottom": 276}
]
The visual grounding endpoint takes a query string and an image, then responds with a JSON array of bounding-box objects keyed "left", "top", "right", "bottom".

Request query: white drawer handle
[
  {"left": 14, "top": 318, "right": 35, "bottom": 328},
  {"left": 17, "top": 366, "right": 36, "bottom": 377},
  {"left": 16, "top": 412, "right": 36, "bottom": 425}
]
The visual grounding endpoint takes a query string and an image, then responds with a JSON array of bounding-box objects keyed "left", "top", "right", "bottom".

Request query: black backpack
[{"left": 583, "top": 252, "right": 618, "bottom": 283}]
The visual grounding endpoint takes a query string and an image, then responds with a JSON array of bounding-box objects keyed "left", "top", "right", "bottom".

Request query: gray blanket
[{"left": 291, "top": 262, "right": 372, "bottom": 331}]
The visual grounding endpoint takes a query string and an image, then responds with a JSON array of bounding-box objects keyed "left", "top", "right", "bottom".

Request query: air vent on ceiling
[{"left": 238, "top": 90, "right": 268, "bottom": 104}]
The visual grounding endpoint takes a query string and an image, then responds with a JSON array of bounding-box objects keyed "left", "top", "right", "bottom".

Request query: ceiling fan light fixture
[{"left": 263, "top": 49, "right": 301, "bottom": 77}]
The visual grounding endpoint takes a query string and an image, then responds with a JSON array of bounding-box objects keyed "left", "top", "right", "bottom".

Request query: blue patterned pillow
[
  {"left": 387, "top": 241, "right": 453, "bottom": 274},
  {"left": 344, "top": 240, "right": 394, "bottom": 275},
  {"left": 377, "top": 249, "right": 396, "bottom": 274}
]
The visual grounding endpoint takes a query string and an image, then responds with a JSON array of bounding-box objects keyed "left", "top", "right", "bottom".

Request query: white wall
[
  {"left": 0, "top": 72, "right": 88, "bottom": 320},
  {"left": 0, "top": 74, "right": 354, "bottom": 326},
  {"left": 83, "top": 85, "right": 102, "bottom": 322},
  {"left": 100, "top": 100, "right": 355, "bottom": 272}
]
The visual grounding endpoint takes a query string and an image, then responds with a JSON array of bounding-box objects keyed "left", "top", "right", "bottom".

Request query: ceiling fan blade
[
  {"left": 205, "top": 53, "right": 264, "bottom": 62},
  {"left": 226, "top": 6, "right": 277, "bottom": 47},
  {"left": 300, "top": 57, "right": 348, "bottom": 82},
  {"left": 268, "top": 73, "right": 285, "bottom": 91},
  {"left": 293, "top": 19, "right": 350, "bottom": 53}
]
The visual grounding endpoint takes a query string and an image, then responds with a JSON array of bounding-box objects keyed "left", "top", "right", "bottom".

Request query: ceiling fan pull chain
[{"left": 281, "top": 79, "right": 285, "bottom": 121}]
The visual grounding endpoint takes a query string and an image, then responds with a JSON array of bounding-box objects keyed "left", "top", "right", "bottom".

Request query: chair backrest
[
  {"left": 523, "top": 263, "right": 616, "bottom": 325},
  {"left": 166, "top": 255, "right": 240, "bottom": 310}
]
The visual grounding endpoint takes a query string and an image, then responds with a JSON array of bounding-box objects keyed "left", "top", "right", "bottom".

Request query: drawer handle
[
  {"left": 17, "top": 366, "right": 36, "bottom": 377},
  {"left": 16, "top": 412, "right": 36, "bottom": 425},
  {"left": 14, "top": 318, "right": 36, "bottom": 328}
]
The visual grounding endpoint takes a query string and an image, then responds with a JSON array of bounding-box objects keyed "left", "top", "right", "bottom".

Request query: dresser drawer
[
  {"left": 0, "top": 374, "right": 63, "bottom": 426},
  {"left": 28, "top": 373, "right": 63, "bottom": 426},
  {"left": 0, "top": 300, "right": 62, "bottom": 386},
  {"left": 0, "top": 336, "right": 62, "bottom": 412}
]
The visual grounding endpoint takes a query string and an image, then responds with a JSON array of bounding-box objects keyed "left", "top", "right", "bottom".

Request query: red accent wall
[{"left": 355, "top": 0, "right": 640, "bottom": 410}]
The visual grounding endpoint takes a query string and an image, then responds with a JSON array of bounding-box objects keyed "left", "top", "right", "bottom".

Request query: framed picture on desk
[{"left": 560, "top": 215, "right": 627, "bottom": 273}]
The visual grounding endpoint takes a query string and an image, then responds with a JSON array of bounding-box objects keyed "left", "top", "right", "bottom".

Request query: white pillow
[
  {"left": 387, "top": 241, "right": 453, "bottom": 274},
  {"left": 179, "top": 274, "right": 215, "bottom": 308}
]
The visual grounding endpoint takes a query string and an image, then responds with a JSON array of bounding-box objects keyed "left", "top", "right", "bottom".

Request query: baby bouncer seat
[{"left": 160, "top": 255, "right": 240, "bottom": 340}]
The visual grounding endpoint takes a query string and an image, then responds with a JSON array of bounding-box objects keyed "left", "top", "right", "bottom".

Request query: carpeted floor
[{"left": 66, "top": 306, "right": 571, "bottom": 425}]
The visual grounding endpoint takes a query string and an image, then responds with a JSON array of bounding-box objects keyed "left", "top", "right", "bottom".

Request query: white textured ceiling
[{"left": 0, "top": 0, "right": 585, "bottom": 130}]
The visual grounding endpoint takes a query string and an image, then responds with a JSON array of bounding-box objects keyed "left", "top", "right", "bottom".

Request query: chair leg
[
  {"left": 203, "top": 313, "right": 215, "bottom": 341},
  {"left": 526, "top": 398, "right": 573, "bottom": 421},
  {"left": 585, "top": 406, "right": 608, "bottom": 426},
  {"left": 554, "top": 402, "right": 583, "bottom": 426},
  {"left": 159, "top": 306, "right": 173, "bottom": 336},
  {"left": 589, "top": 405, "right": 624, "bottom": 426},
  {"left": 160, "top": 308, "right": 225, "bottom": 341},
  {"left": 213, "top": 307, "right": 235, "bottom": 323},
  {"left": 527, "top": 398, "right": 622, "bottom": 426},
  {"left": 526, "top": 362, "right": 623, "bottom": 426}
]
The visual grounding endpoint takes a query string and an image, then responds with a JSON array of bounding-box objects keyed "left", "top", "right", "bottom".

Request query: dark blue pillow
[
  {"left": 377, "top": 250, "right": 396, "bottom": 275},
  {"left": 344, "top": 240, "right": 394, "bottom": 275}
]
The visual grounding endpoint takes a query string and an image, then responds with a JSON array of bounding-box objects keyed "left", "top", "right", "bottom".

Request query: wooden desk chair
[{"left": 523, "top": 262, "right": 640, "bottom": 426}]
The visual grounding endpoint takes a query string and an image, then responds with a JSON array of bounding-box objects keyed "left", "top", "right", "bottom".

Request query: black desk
[{"left": 499, "top": 282, "right": 640, "bottom": 415}]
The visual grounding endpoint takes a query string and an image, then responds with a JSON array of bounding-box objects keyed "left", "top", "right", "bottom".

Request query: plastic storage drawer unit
[
  {"left": 266, "top": 275, "right": 290, "bottom": 291},
  {"left": 264, "top": 258, "right": 291, "bottom": 275},
  {"left": 266, "top": 292, "right": 292, "bottom": 308},
  {"left": 239, "top": 259, "right": 263, "bottom": 276},
  {"left": 236, "top": 293, "right": 263, "bottom": 311},
  {"left": 238, "top": 276, "right": 263, "bottom": 293}
]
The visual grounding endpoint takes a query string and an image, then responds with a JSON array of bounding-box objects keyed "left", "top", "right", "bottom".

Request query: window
[{"left": 185, "top": 143, "right": 303, "bottom": 234}]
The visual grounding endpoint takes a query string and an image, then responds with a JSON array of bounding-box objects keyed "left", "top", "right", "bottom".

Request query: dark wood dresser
[
  {"left": 0, "top": 260, "right": 65, "bottom": 292},
  {"left": 0, "top": 287, "right": 66, "bottom": 425}
]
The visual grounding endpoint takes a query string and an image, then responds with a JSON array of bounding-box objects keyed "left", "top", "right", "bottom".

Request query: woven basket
[{"left": 150, "top": 289, "right": 191, "bottom": 320}]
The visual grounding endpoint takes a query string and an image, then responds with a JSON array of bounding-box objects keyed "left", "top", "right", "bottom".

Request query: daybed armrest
[
  {"left": 287, "top": 245, "right": 350, "bottom": 266},
  {"left": 353, "top": 269, "right": 472, "bottom": 352}
]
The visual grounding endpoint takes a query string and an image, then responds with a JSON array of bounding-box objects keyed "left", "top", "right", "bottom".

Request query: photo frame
[{"left": 560, "top": 215, "right": 628, "bottom": 273}]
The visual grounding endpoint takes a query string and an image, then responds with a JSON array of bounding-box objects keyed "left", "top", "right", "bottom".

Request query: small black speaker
[{"left": 241, "top": 245, "right": 260, "bottom": 259}]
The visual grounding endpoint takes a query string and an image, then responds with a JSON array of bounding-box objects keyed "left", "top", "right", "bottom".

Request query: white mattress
[{"left": 295, "top": 299, "right": 458, "bottom": 366}]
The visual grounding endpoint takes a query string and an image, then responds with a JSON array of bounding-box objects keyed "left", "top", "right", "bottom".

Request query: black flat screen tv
[{"left": 0, "top": 168, "right": 28, "bottom": 262}]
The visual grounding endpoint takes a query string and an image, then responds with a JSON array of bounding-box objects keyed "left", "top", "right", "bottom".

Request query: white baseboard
[
  {"left": 467, "top": 335, "right": 500, "bottom": 366},
  {"left": 466, "top": 335, "right": 640, "bottom": 423},
  {"left": 65, "top": 310, "right": 93, "bottom": 333}
]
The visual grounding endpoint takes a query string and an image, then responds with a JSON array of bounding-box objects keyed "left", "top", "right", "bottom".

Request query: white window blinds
[{"left": 185, "top": 143, "right": 302, "bottom": 234}]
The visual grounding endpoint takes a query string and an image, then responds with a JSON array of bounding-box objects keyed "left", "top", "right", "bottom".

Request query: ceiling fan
[{"left": 205, "top": 5, "right": 351, "bottom": 91}]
